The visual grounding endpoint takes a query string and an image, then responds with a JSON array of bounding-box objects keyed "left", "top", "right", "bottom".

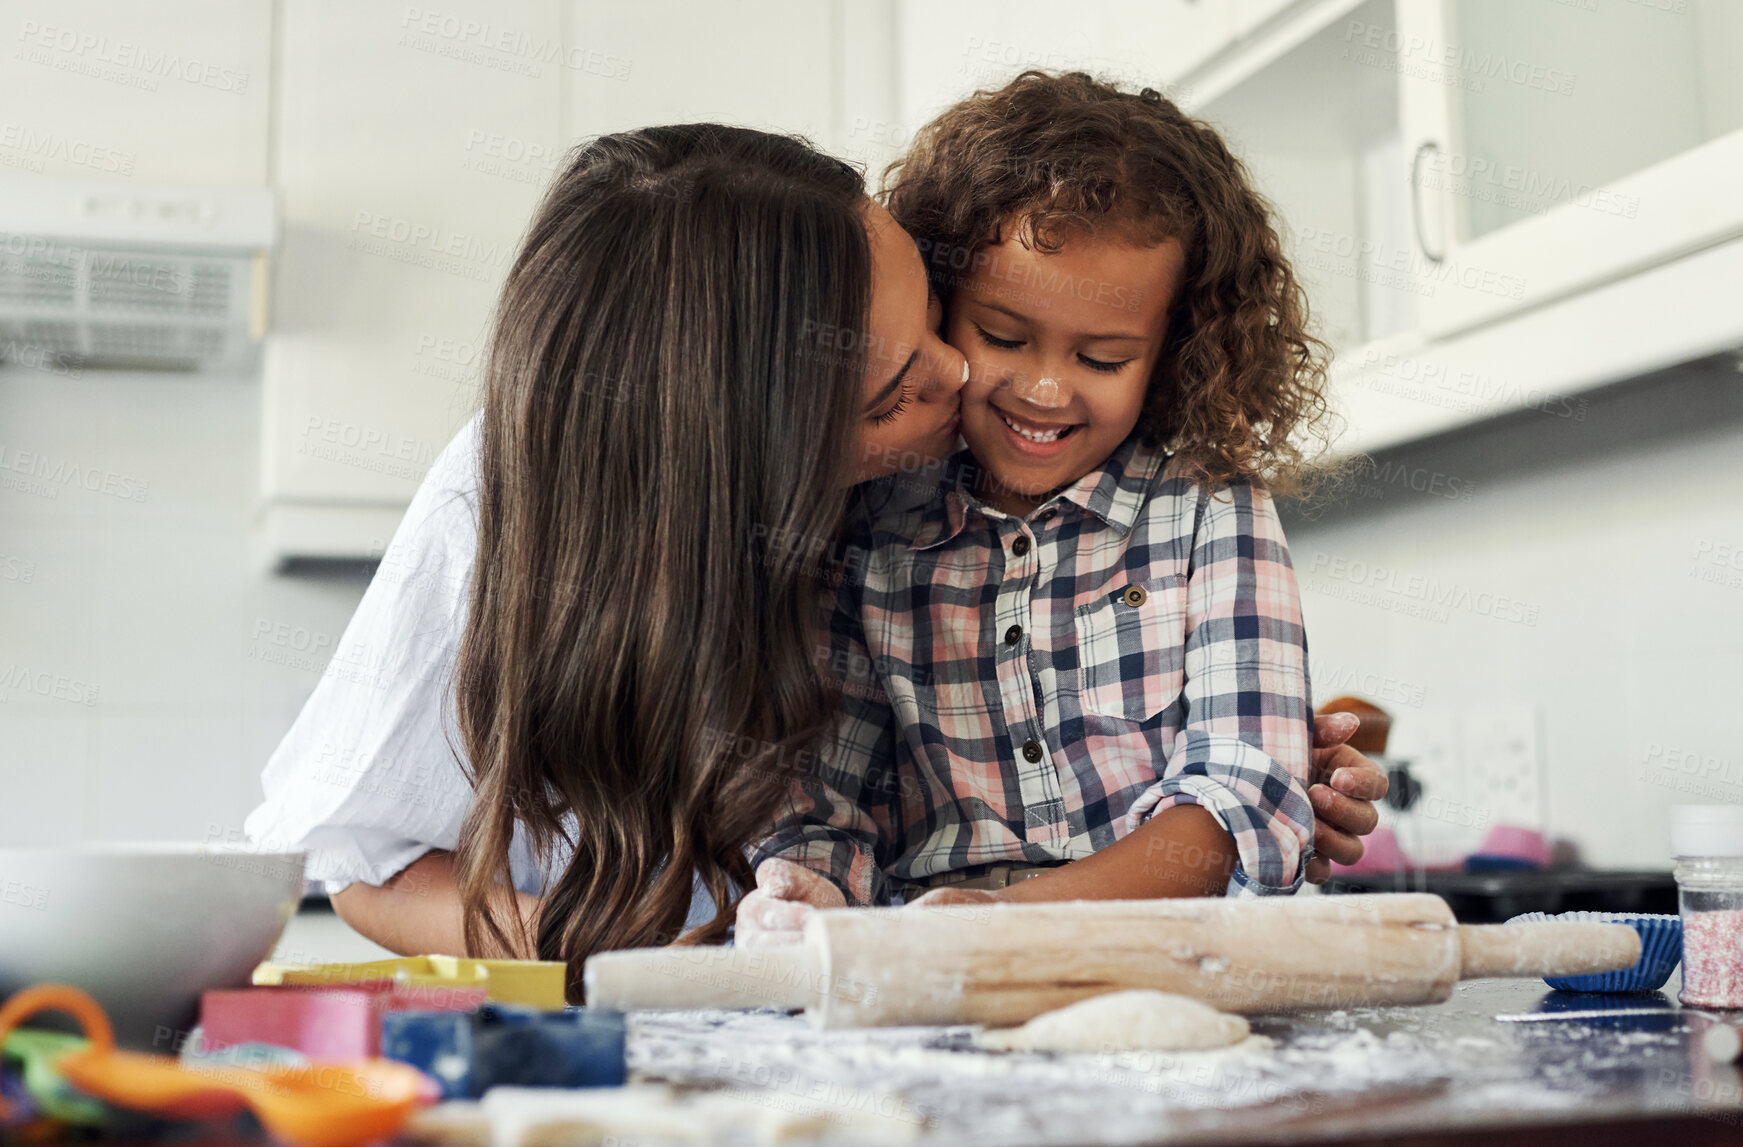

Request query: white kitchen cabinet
[
  {"left": 1181, "top": 0, "right": 1743, "bottom": 454},
  {"left": 259, "top": 0, "right": 562, "bottom": 564},
  {"left": 1397, "top": 0, "right": 1743, "bottom": 338},
  {"left": 0, "top": 0, "right": 272, "bottom": 186},
  {"left": 1332, "top": 231, "right": 1743, "bottom": 453},
  {"left": 1197, "top": 0, "right": 1412, "bottom": 354}
]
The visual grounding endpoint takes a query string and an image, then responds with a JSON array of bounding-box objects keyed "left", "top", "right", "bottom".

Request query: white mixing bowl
[{"left": 0, "top": 843, "right": 306, "bottom": 1050}]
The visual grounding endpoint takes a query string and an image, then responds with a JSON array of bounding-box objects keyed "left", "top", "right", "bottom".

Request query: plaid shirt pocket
[{"left": 1072, "top": 573, "right": 1188, "bottom": 723}]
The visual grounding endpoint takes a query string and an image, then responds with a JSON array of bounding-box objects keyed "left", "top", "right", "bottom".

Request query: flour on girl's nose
[{"left": 1012, "top": 374, "right": 1068, "bottom": 408}]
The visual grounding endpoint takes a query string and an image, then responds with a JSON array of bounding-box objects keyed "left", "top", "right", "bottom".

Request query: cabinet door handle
[{"left": 1410, "top": 141, "right": 1445, "bottom": 265}]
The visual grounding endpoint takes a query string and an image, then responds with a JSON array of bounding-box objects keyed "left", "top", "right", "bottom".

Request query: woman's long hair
[{"left": 452, "top": 125, "right": 870, "bottom": 994}]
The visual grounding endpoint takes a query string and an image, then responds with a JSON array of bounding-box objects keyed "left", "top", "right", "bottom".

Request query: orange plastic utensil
[{"left": 0, "top": 984, "right": 432, "bottom": 1147}]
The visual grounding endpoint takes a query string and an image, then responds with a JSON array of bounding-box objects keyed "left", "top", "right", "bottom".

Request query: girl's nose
[{"left": 1008, "top": 370, "right": 1072, "bottom": 410}]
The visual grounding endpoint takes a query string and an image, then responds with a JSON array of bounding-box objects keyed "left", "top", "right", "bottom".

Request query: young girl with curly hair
[{"left": 743, "top": 71, "right": 1342, "bottom": 929}]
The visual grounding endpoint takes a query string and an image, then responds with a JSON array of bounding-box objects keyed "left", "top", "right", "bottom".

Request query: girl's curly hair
[{"left": 884, "top": 70, "right": 1334, "bottom": 495}]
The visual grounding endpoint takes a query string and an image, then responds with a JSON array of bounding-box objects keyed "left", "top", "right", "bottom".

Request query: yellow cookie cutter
[{"left": 254, "top": 955, "right": 568, "bottom": 1010}]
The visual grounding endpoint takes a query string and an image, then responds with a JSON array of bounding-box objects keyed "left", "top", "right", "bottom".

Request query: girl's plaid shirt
[{"left": 761, "top": 432, "right": 1316, "bottom": 905}]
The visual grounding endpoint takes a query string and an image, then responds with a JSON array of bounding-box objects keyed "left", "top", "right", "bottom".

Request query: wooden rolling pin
[{"left": 584, "top": 894, "right": 1639, "bottom": 1029}]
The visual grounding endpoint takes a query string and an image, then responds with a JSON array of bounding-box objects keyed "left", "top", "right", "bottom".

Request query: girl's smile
[{"left": 993, "top": 406, "right": 1081, "bottom": 454}]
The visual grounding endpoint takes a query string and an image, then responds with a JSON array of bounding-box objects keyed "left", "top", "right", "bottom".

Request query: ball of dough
[{"left": 975, "top": 990, "right": 1249, "bottom": 1053}]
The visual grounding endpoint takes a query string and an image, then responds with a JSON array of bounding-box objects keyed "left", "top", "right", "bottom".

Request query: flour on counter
[
  {"left": 610, "top": 981, "right": 1709, "bottom": 1147},
  {"left": 625, "top": 1009, "right": 1488, "bottom": 1146}
]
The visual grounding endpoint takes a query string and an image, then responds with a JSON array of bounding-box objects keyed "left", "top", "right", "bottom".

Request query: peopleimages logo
[
  {"left": 1346, "top": 347, "right": 1589, "bottom": 422},
  {"left": 1294, "top": 226, "right": 1526, "bottom": 302},
  {"left": 0, "top": 123, "right": 136, "bottom": 175},
  {"left": 397, "top": 7, "right": 631, "bottom": 81},
  {"left": 0, "top": 664, "right": 99, "bottom": 706},
  {"left": 1689, "top": 538, "right": 1743, "bottom": 591},
  {"left": 15, "top": 20, "right": 250, "bottom": 93},
  {"left": 1341, "top": 21, "right": 1577, "bottom": 96},
  {"left": 1309, "top": 660, "right": 1426, "bottom": 709},
  {"left": 1642, "top": 743, "right": 1743, "bottom": 787},
  {"left": 296, "top": 416, "right": 440, "bottom": 481},
  {"left": 1415, "top": 151, "right": 1640, "bottom": 220},
  {"left": 1304, "top": 552, "right": 1540, "bottom": 627},
  {"left": 0, "top": 444, "right": 149, "bottom": 502},
  {"left": 348, "top": 211, "right": 510, "bottom": 276},
  {"left": 1346, "top": 459, "right": 1476, "bottom": 503}
]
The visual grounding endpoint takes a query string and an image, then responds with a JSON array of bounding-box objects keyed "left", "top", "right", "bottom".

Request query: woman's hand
[
  {"left": 1304, "top": 712, "right": 1390, "bottom": 883},
  {"left": 734, "top": 858, "right": 846, "bottom": 948}
]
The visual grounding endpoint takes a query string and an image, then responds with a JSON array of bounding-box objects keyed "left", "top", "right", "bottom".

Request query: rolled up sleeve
[{"left": 1125, "top": 480, "right": 1314, "bottom": 894}]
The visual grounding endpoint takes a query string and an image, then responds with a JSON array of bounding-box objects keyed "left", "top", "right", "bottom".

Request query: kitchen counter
[
  {"left": 73, "top": 974, "right": 1743, "bottom": 1145},
  {"left": 609, "top": 974, "right": 1743, "bottom": 1145}
]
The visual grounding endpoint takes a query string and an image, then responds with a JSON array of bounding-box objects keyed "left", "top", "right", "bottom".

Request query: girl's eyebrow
[
  {"left": 865, "top": 348, "right": 919, "bottom": 412},
  {"left": 973, "top": 300, "right": 1033, "bottom": 325},
  {"left": 974, "top": 299, "right": 1148, "bottom": 342}
]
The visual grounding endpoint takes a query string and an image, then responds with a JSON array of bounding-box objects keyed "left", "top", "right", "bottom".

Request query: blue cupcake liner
[{"left": 1506, "top": 911, "right": 1682, "bottom": 993}]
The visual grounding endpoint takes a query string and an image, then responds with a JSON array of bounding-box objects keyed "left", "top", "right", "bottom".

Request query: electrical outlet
[
  {"left": 1381, "top": 704, "right": 1544, "bottom": 867},
  {"left": 1462, "top": 704, "right": 1544, "bottom": 833}
]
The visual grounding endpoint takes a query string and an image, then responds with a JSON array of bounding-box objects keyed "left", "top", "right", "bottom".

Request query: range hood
[{"left": 0, "top": 175, "right": 276, "bottom": 372}]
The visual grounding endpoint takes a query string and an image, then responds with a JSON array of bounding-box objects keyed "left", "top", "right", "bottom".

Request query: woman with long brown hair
[
  {"left": 248, "top": 123, "right": 969, "bottom": 991},
  {"left": 446, "top": 124, "right": 972, "bottom": 964}
]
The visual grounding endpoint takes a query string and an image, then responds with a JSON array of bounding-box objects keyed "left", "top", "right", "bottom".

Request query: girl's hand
[
  {"left": 1305, "top": 712, "right": 1390, "bottom": 883},
  {"left": 734, "top": 858, "right": 845, "bottom": 948}
]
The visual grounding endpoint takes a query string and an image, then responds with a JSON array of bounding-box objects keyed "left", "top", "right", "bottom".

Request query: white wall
[
  {"left": 1282, "top": 354, "right": 1743, "bottom": 869},
  {"left": 0, "top": 363, "right": 370, "bottom": 844},
  {"left": 0, "top": 0, "right": 318, "bottom": 846}
]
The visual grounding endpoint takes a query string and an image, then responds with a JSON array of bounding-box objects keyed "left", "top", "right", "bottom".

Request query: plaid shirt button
[
  {"left": 1122, "top": 585, "right": 1147, "bottom": 608},
  {"left": 1021, "top": 739, "right": 1044, "bottom": 763},
  {"left": 1011, "top": 536, "right": 1031, "bottom": 557},
  {"left": 1004, "top": 624, "right": 1023, "bottom": 645}
]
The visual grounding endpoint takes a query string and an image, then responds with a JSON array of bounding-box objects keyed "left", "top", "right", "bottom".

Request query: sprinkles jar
[{"left": 1673, "top": 805, "right": 1743, "bottom": 1009}]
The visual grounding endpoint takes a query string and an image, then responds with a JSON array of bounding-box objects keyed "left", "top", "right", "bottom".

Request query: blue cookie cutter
[{"left": 381, "top": 1004, "right": 626, "bottom": 1099}]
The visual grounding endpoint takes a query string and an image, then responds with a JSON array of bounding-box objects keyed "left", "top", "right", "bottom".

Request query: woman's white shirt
[{"left": 245, "top": 415, "right": 565, "bottom": 897}]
